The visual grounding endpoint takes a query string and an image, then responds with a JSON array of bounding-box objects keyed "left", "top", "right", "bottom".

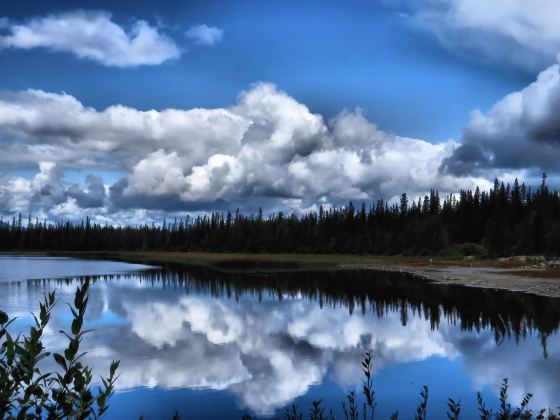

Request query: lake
[{"left": 1, "top": 256, "right": 559, "bottom": 419}]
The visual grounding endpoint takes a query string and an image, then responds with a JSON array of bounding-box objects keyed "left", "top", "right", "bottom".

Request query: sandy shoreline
[{"left": 344, "top": 263, "right": 560, "bottom": 298}]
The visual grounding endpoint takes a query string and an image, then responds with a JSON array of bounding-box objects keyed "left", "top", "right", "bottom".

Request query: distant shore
[{"left": 4, "top": 251, "right": 557, "bottom": 298}]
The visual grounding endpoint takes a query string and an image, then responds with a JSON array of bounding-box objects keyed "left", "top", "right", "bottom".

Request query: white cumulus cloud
[
  {"left": 185, "top": 24, "right": 224, "bottom": 46},
  {"left": 0, "top": 83, "right": 490, "bottom": 219},
  {"left": 390, "top": 0, "right": 560, "bottom": 72},
  {"left": 0, "top": 10, "right": 181, "bottom": 67}
]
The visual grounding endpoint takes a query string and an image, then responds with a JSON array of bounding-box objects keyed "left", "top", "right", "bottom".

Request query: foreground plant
[
  {"left": 0, "top": 280, "right": 119, "bottom": 419},
  {"left": 238, "top": 349, "right": 559, "bottom": 420}
]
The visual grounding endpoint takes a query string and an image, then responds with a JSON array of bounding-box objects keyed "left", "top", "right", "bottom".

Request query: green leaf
[
  {"left": 71, "top": 317, "right": 83, "bottom": 335},
  {"left": 53, "top": 353, "right": 67, "bottom": 370},
  {"left": 110, "top": 360, "right": 120, "bottom": 377},
  {"left": 0, "top": 310, "right": 8, "bottom": 324},
  {"left": 97, "top": 393, "right": 106, "bottom": 409},
  {"left": 64, "top": 347, "right": 76, "bottom": 362}
]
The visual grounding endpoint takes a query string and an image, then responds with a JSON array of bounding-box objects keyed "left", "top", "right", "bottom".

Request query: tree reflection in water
[{"left": 2, "top": 267, "right": 559, "bottom": 417}]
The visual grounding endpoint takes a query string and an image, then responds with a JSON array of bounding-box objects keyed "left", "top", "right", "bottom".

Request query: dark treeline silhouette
[
  {"left": 2, "top": 175, "right": 560, "bottom": 256},
  {"left": 21, "top": 267, "right": 560, "bottom": 355}
]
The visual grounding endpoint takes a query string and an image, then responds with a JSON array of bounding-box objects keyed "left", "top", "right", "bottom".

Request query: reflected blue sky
[
  {"left": 0, "top": 255, "right": 152, "bottom": 283},
  {"left": 0, "top": 257, "right": 558, "bottom": 418}
]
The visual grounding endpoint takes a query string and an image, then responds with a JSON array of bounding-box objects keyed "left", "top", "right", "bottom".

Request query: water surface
[
  {"left": 0, "top": 255, "right": 151, "bottom": 283},
  {"left": 1, "top": 256, "right": 559, "bottom": 419}
]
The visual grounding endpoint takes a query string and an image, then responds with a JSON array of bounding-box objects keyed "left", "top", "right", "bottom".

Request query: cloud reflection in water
[{"left": 1, "top": 268, "right": 559, "bottom": 416}]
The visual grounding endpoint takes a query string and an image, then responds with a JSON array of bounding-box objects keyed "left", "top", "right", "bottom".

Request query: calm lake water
[{"left": 1, "top": 256, "right": 559, "bottom": 419}]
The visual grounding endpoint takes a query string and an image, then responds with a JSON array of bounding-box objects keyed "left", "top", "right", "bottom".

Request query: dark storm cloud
[
  {"left": 109, "top": 178, "right": 231, "bottom": 212},
  {"left": 442, "top": 63, "right": 560, "bottom": 176},
  {"left": 66, "top": 174, "right": 106, "bottom": 208}
]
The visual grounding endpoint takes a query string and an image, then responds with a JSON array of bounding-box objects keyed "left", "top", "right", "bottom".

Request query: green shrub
[
  {"left": 439, "top": 242, "right": 489, "bottom": 259},
  {"left": 0, "top": 280, "right": 119, "bottom": 419}
]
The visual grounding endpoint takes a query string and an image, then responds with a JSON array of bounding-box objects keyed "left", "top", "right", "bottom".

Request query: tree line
[{"left": 1, "top": 175, "right": 560, "bottom": 256}]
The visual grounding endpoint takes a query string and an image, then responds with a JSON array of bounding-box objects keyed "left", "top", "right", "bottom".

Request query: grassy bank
[
  {"left": 47, "top": 250, "right": 560, "bottom": 269},
  {"left": 42, "top": 251, "right": 496, "bottom": 272}
]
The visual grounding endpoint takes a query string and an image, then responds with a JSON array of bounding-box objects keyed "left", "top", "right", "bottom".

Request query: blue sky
[
  {"left": 0, "top": 0, "right": 530, "bottom": 141},
  {"left": 1, "top": 0, "right": 560, "bottom": 222}
]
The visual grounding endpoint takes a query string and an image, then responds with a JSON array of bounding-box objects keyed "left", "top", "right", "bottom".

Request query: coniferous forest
[{"left": 2, "top": 176, "right": 560, "bottom": 257}]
